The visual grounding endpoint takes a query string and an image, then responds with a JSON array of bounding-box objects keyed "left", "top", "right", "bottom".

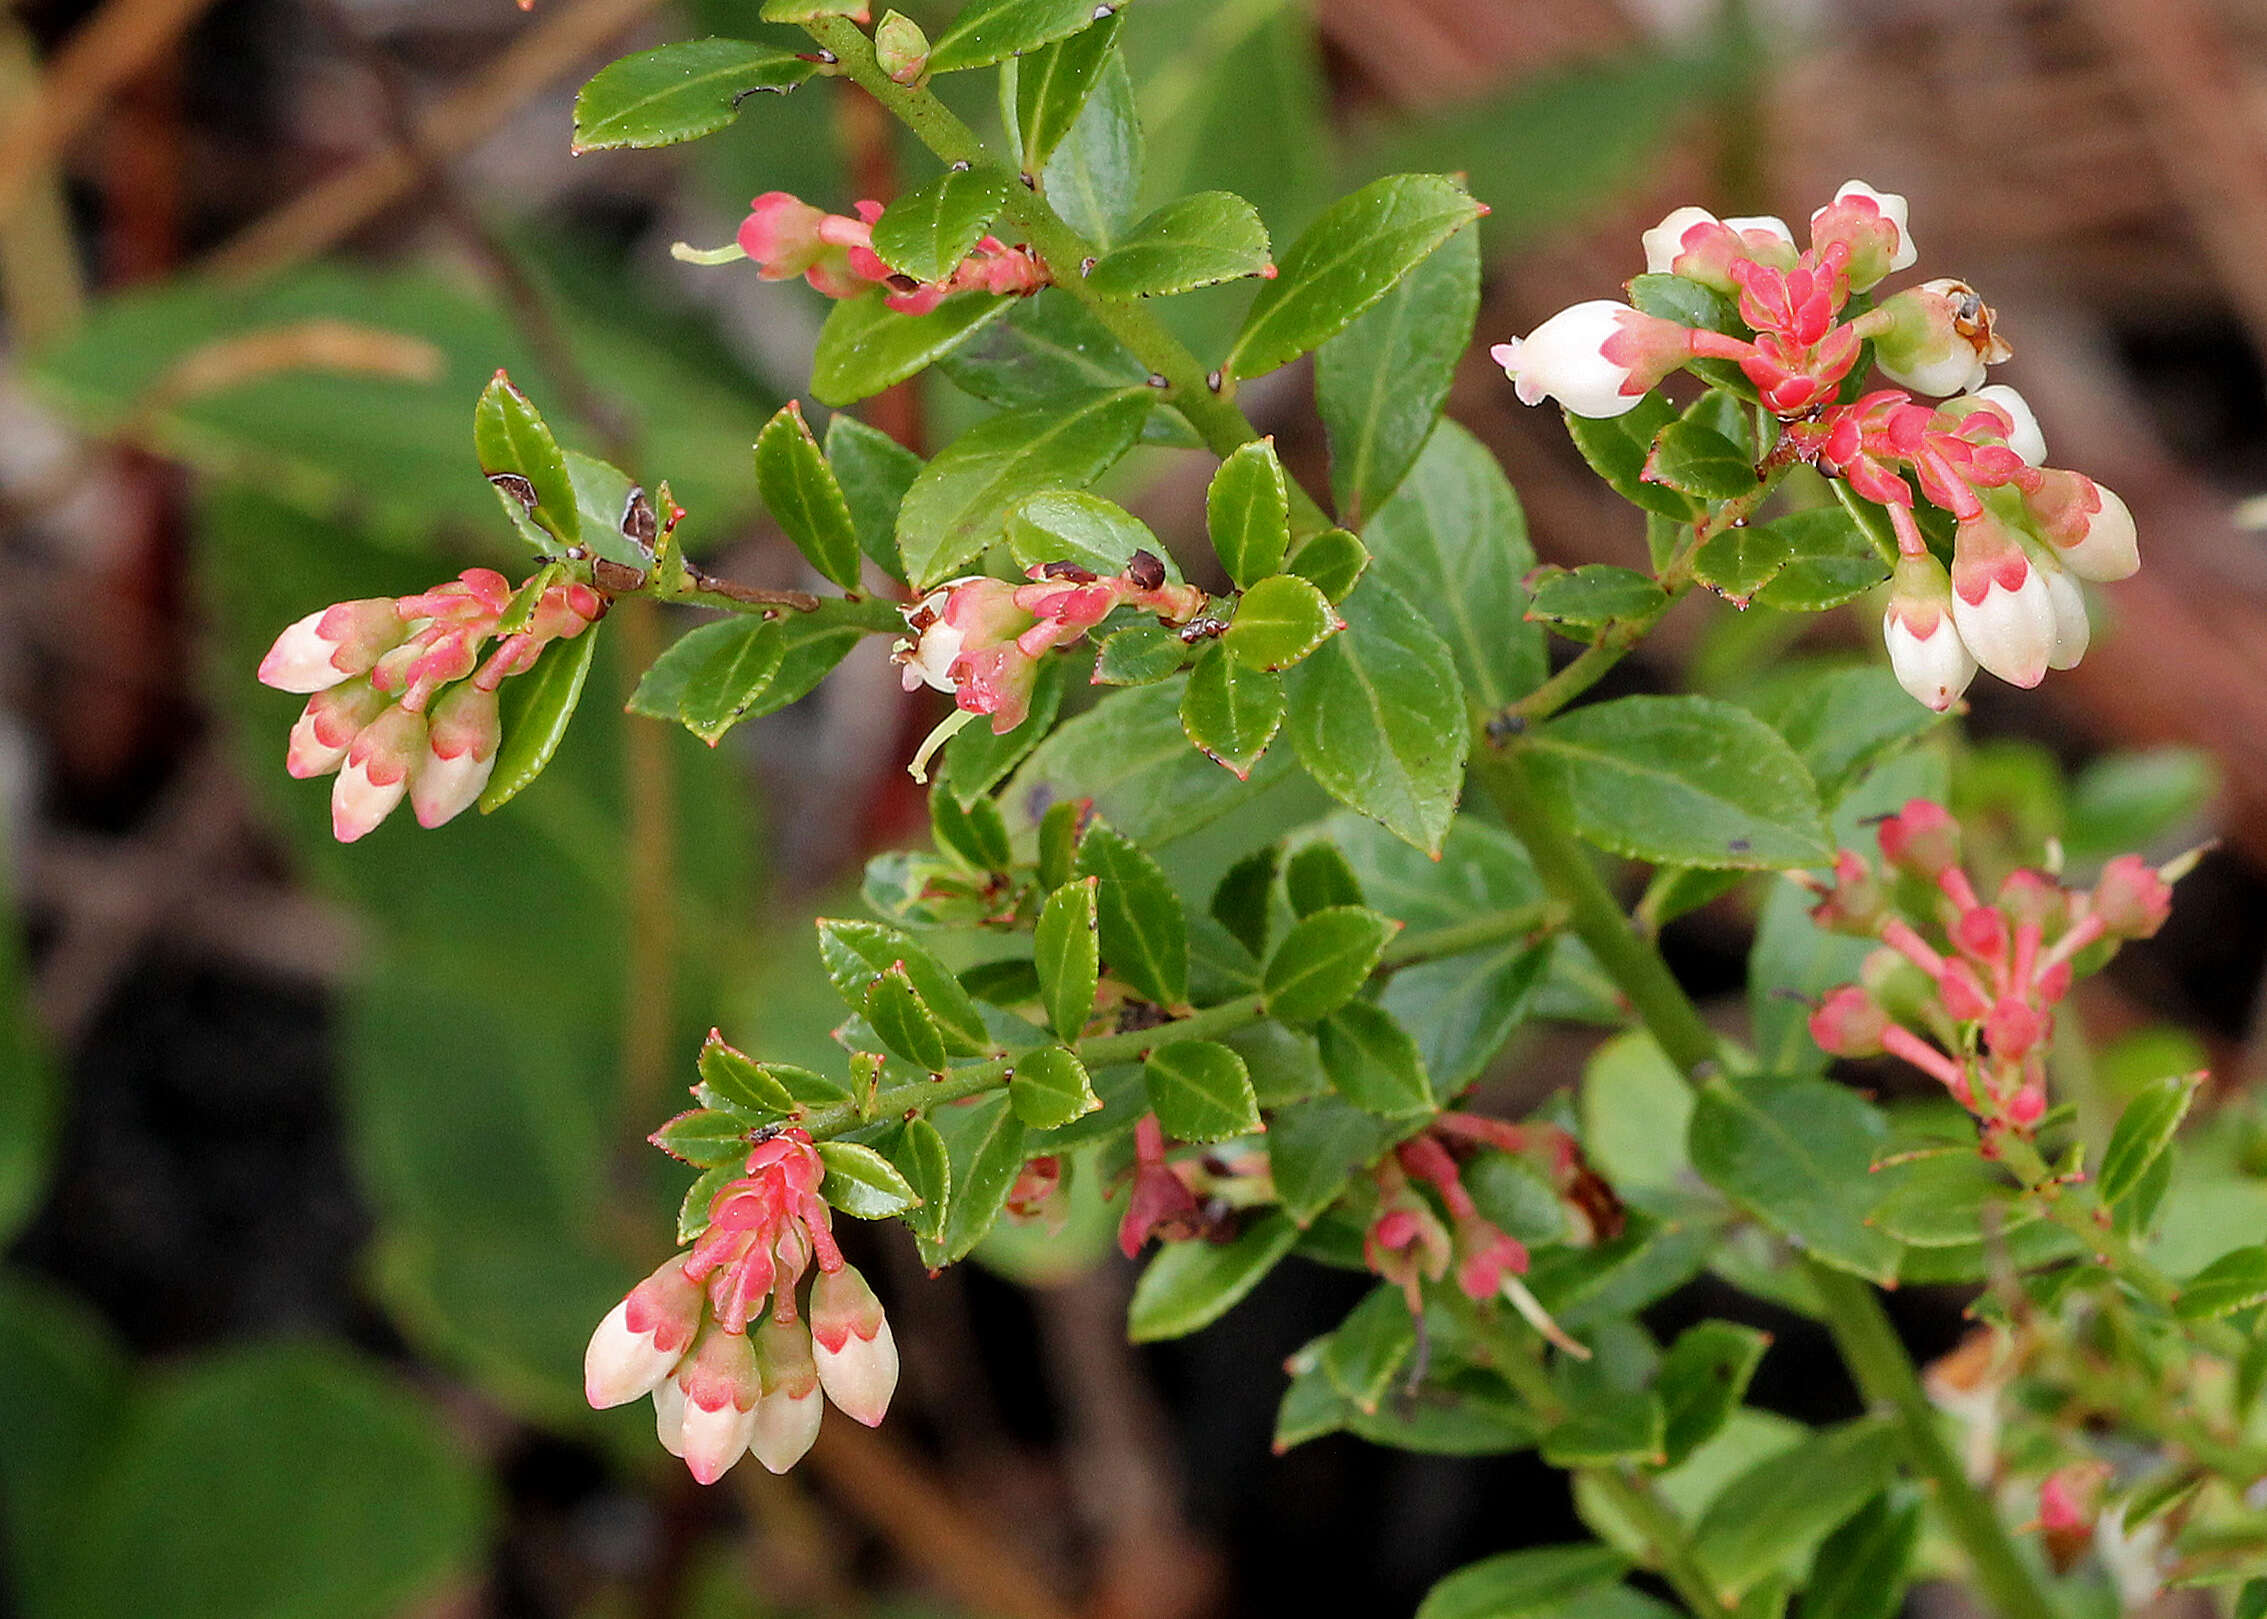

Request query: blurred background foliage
[{"left": 0, "top": 0, "right": 2263, "bottom": 1615}]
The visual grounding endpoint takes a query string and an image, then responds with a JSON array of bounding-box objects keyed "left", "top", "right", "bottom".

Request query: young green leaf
[
  {"left": 697, "top": 1031, "right": 797, "bottom": 1116},
  {"left": 1181, "top": 644, "right": 1286, "bottom": 779},
  {"left": 811, "top": 293, "right": 1014, "bottom": 407},
  {"left": 1693, "top": 1420, "right": 1901, "bottom": 1599},
  {"left": 817, "top": 1141, "right": 921, "bottom": 1218},
  {"left": 759, "top": 0, "right": 868, "bottom": 17},
  {"left": 2176, "top": 1246, "right": 2267, "bottom": 1320},
  {"left": 1284, "top": 842, "right": 1364, "bottom": 917},
  {"left": 1223, "top": 574, "right": 1340, "bottom": 671},
  {"left": 1075, "top": 820, "right": 1189, "bottom": 1006},
  {"left": 571, "top": 40, "right": 813, "bottom": 152},
  {"left": 1227, "top": 174, "right": 1484, "bottom": 380},
  {"left": 1267, "top": 1095, "right": 1399, "bottom": 1225},
  {"left": 1318, "top": 226, "right": 1480, "bottom": 526},
  {"left": 1688, "top": 1072, "right": 1901, "bottom": 1285},
  {"left": 880, "top": 1116, "right": 951, "bottom": 1244},
  {"left": 1034, "top": 877, "right": 1101, "bottom": 1040},
  {"left": 868, "top": 167, "right": 1014, "bottom": 286},
  {"left": 678, "top": 1162, "right": 739, "bottom": 1242},
  {"left": 1036, "top": 797, "right": 1082, "bottom": 891},
  {"left": 1656, "top": 1321, "right": 1770, "bottom": 1468},
  {"left": 896, "top": 387, "right": 1153, "bottom": 588},
  {"left": 1692, "top": 523, "right": 1795, "bottom": 606},
  {"left": 1086, "top": 192, "right": 1273, "bottom": 299},
  {"left": 2097, "top": 1072, "right": 2201, "bottom": 1207},
  {"left": 1287, "top": 579, "right": 1468, "bottom": 856},
  {"left": 1041, "top": 50, "right": 1142, "bottom": 247},
  {"left": 865, "top": 963, "right": 950, "bottom": 1071},
  {"left": 1317, "top": 1001, "right": 1430, "bottom": 1117},
  {"left": 921, "top": 1091, "right": 1028, "bottom": 1266},
  {"left": 1208, "top": 439, "right": 1292, "bottom": 589},
  {"left": 1145, "top": 1039, "right": 1261, "bottom": 1141},
  {"left": 1014, "top": 11, "right": 1121, "bottom": 169},
  {"left": 1286, "top": 526, "right": 1371, "bottom": 603},
  {"left": 1264, "top": 906, "right": 1396, "bottom": 1025},
  {"left": 474, "top": 371, "right": 579, "bottom": 550},
  {"left": 938, "top": 291, "right": 1194, "bottom": 444},
  {"left": 1093, "top": 624, "right": 1191, "bottom": 686},
  {"left": 1565, "top": 393, "right": 1696, "bottom": 522},
  {"left": 651, "top": 1107, "right": 756, "bottom": 1167},
  {"left": 1322, "top": 1286, "right": 1417, "bottom": 1412},
  {"left": 1798, "top": 1492, "right": 1920, "bottom": 1619},
  {"left": 1526, "top": 565, "right": 1667, "bottom": 634},
  {"left": 1008, "top": 489, "right": 1177, "bottom": 580},
  {"left": 1127, "top": 1211, "right": 1300, "bottom": 1341},
  {"left": 1645, "top": 416, "right": 1759, "bottom": 501},
  {"left": 929, "top": 0, "right": 1118, "bottom": 73},
  {"left": 753, "top": 401, "right": 862, "bottom": 588},
  {"left": 816, "top": 918, "right": 992, "bottom": 1056},
  {"left": 1210, "top": 845, "right": 1279, "bottom": 961},
  {"left": 1751, "top": 506, "right": 1889, "bottom": 612},
  {"left": 655, "top": 619, "right": 785, "bottom": 746},
  {"left": 1009, "top": 1044, "right": 1100, "bottom": 1129},
  {"left": 1742, "top": 664, "right": 1942, "bottom": 806},
  {"left": 931, "top": 787, "right": 1013, "bottom": 873},
  {"left": 1525, "top": 695, "right": 1832, "bottom": 870},
  {"left": 479, "top": 627, "right": 598, "bottom": 813}
]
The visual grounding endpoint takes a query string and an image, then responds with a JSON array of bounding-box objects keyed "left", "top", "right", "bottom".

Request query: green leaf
[
  {"left": 938, "top": 652, "right": 1068, "bottom": 803},
  {"left": 1264, "top": 905, "right": 1396, "bottom": 1025},
  {"left": 1008, "top": 489, "right": 1178, "bottom": 580},
  {"left": 1127, "top": 1211, "right": 1301, "bottom": 1340},
  {"left": 1288, "top": 578, "right": 1468, "bottom": 855},
  {"left": 2237, "top": 1580, "right": 2267, "bottom": 1619},
  {"left": 866, "top": 962, "right": 950, "bottom": 1071},
  {"left": 2176, "top": 1245, "right": 2267, "bottom": 1320},
  {"left": 1564, "top": 393, "right": 1695, "bottom": 521},
  {"left": 1181, "top": 643, "right": 1287, "bottom": 779},
  {"left": 1579, "top": 1032, "right": 1692, "bottom": 1205},
  {"left": 1799, "top": 1492, "right": 1920, "bottom": 1619},
  {"left": 1688, "top": 1072, "right": 1902, "bottom": 1285},
  {"left": 930, "top": 0, "right": 1118, "bottom": 73},
  {"left": 1866, "top": 1149, "right": 2038, "bottom": 1248},
  {"left": 697, "top": 1032, "right": 796, "bottom": 1116},
  {"left": 938, "top": 291, "right": 1195, "bottom": 445},
  {"left": 753, "top": 401, "right": 862, "bottom": 588},
  {"left": 650, "top": 1107, "right": 756, "bottom": 1167},
  {"left": 1009, "top": 1044, "right": 1100, "bottom": 1129},
  {"left": 1416, "top": 1544, "right": 1633, "bottom": 1619},
  {"left": 1145, "top": 1039, "right": 1261, "bottom": 1141},
  {"left": 2099, "top": 1072, "right": 2202, "bottom": 1207},
  {"left": 1224, "top": 573, "right": 1340, "bottom": 671},
  {"left": 1208, "top": 439, "right": 1292, "bottom": 589},
  {"left": 1317, "top": 1001, "right": 1431, "bottom": 1117},
  {"left": 1322, "top": 1286, "right": 1416, "bottom": 1412},
  {"left": 1287, "top": 526, "right": 1371, "bottom": 602},
  {"left": 816, "top": 918, "right": 992, "bottom": 1056},
  {"left": 1526, "top": 565, "right": 1667, "bottom": 633},
  {"left": 1365, "top": 420, "right": 1544, "bottom": 713},
  {"left": 1284, "top": 842, "right": 1364, "bottom": 916},
  {"left": 1693, "top": 1419, "right": 1901, "bottom": 1598},
  {"left": 759, "top": 0, "right": 867, "bottom": 18},
  {"left": 932, "top": 787, "right": 1013, "bottom": 872},
  {"left": 1211, "top": 845, "right": 1279, "bottom": 959},
  {"left": 1041, "top": 49, "right": 1142, "bottom": 246},
  {"left": 1034, "top": 877, "right": 1101, "bottom": 1039},
  {"left": 571, "top": 40, "right": 813, "bottom": 152},
  {"left": 1743, "top": 663, "right": 1941, "bottom": 806},
  {"left": 1645, "top": 415, "right": 1759, "bottom": 500},
  {"left": 869, "top": 166, "right": 1015, "bottom": 285},
  {"left": 881, "top": 1116, "right": 951, "bottom": 1243},
  {"left": 897, "top": 387, "right": 1152, "bottom": 588},
  {"left": 473, "top": 371, "right": 578, "bottom": 550},
  {"left": 1225, "top": 1017, "right": 1323, "bottom": 1106},
  {"left": 1526, "top": 695, "right": 1832, "bottom": 870},
  {"left": 0, "top": 1272, "right": 126, "bottom": 1611},
  {"left": 1319, "top": 228, "right": 1480, "bottom": 526},
  {"left": 818, "top": 1141, "right": 921, "bottom": 1218},
  {"left": 654, "top": 618, "right": 784, "bottom": 746},
  {"left": 2065, "top": 748, "right": 2218, "bottom": 862},
  {"left": 811, "top": 292, "right": 1014, "bottom": 407},
  {"left": 1014, "top": 11, "right": 1122, "bottom": 169},
  {"left": 1657, "top": 1321, "right": 1769, "bottom": 1468},
  {"left": 1691, "top": 524, "right": 1794, "bottom": 607},
  {"left": 1087, "top": 192, "right": 1273, "bottom": 298},
  {"left": 1269, "top": 1095, "right": 1399, "bottom": 1224},
  {"left": 1075, "top": 819, "right": 1189, "bottom": 1006},
  {"left": 1228, "top": 173, "right": 1485, "bottom": 380},
  {"left": 1543, "top": 1392, "right": 1665, "bottom": 1468},
  {"left": 1751, "top": 507, "right": 1889, "bottom": 613},
  {"left": 479, "top": 627, "right": 597, "bottom": 812},
  {"left": 1094, "top": 624, "right": 1191, "bottom": 686},
  {"left": 922, "top": 1091, "right": 1028, "bottom": 1266}
]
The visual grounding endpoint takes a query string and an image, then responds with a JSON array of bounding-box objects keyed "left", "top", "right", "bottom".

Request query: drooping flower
[
  {"left": 1882, "top": 551, "right": 1978, "bottom": 712},
  {"left": 1489, "top": 301, "right": 1704, "bottom": 418}
]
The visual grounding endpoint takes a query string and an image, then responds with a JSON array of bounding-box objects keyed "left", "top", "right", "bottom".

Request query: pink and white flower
[
  {"left": 2022, "top": 471, "right": 2138, "bottom": 582},
  {"left": 1949, "top": 511, "right": 2056, "bottom": 688},
  {"left": 1489, "top": 300, "right": 1696, "bottom": 419},
  {"left": 410, "top": 681, "right": 501, "bottom": 829},
  {"left": 585, "top": 1256, "right": 704, "bottom": 1409},
  {"left": 1882, "top": 551, "right": 1978, "bottom": 712},
  {"left": 259, "top": 599, "right": 408, "bottom": 693},
  {"left": 1810, "top": 179, "right": 1915, "bottom": 288},
  {"left": 808, "top": 1262, "right": 898, "bottom": 1427}
]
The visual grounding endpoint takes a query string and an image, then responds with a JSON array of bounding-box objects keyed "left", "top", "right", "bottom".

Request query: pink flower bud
[
  {"left": 331, "top": 703, "right": 426, "bottom": 843},
  {"left": 585, "top": 1257, "right": 704, "bottom": 1409},
  {"left": 258, "top": 599, "right": 406, "bottom": 692},
  {"left": 1640, "top": 206, "right": 1796, "bottom": 290},
  {"left": 749, "top": 1314, "right": 825, "bottom": 1473},
  {"left": 1877, "top": 799, "right": 1962, "bottom": 879},
  {"left": 808, "top": 1263, "right": 897, "bottom": 1427},
  {"left": 1950, "top": 511, "right": 2055, "bottom": 689},
  {"left": 1489, "top": 301, "right": 1693, "bottom": 419},
  {"left": 652, "top": 1375, "right": 688, "bottom": 1457},
  {"left": 1810, "top": 984, "right": 1890, "bottom": 1057},
  {"left": 1870, "top": 280, "right": 2009, "bottom": 398},
  {"left": 1985, "top": 997, "right": 2047, "bottom": 1061},
  {"left": 2023, "top": 471, "right": 2137, "bottom": 583},
  {"left": 673, "top": 1319, "right": 762, "bottom": 1484},
  {"left": 2092, "top": 854, "right": 2172, "bottom": 941},
  {"left": 287, "top": 678, "right": 388, "bottom": 779},
  {"left": 1997, "top": 869, "right": 2067, "bottom": 933},
  {"left": 1809, "top": 180, "right": 1915, "bottom": 290},
  {"left": 1882, "top": 551, "right": 1977, "bottom": 712},
  {"left": 1946, "top": 385, "right": 2046, "bottom": 466},
  {"left": 1811, "top": 848, "right": 1889, "bottom": 935},
  {"left": 1451, "top": 1215, "right": 1528, "bottom": 1302},
  {"left": 737, "top": 191, "right": 834, "bottom": 281},
  {"left": 1937, "top": 958, "right": 1992, "bottom": 1022},
  {"left": 411, "top": 682, "right": 501, "bottom": 829}
]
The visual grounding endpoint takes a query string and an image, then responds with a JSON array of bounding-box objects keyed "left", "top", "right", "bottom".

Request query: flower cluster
[
  {"left": 257, "top": 567, "right": 603, "bottom": 842},
  {"left": 1115, "top": 1114, "right": 1275, "bottom": 1258},
  {"left": 1492, "top": 181, "right": 2140, "bottom": 711},
  {"left": 735, "top": 190, "right": 1048, "bottom": 315},
  {"left": 1802, "top": 799, "right": 2186, "bottom": 1141},
  {"left": 584, "top": 1128, "right": 897, "bottom": 1484},
  {"left": 895, "top": 551, "right": 1208, "bottom": 740}
]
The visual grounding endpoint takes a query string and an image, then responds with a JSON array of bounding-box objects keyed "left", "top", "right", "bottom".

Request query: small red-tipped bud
[
  {"left": 1810, "top": 985, "right": 1890, "bottom": 1058},
  {"left": 1490, "top": 301, "right": 1694, "bottom": 419},
  {"left": 808, "top": 1263, "right": 896, "bottom": 1428},
  {"left": 1450, "top": 1215, "right": 1528, "bottom": 1302},
  {"left": 1997, "top": 869, "right": 2067, "bottom": 933},
  {"left": 410, "top": 682, "right": 501, "bottom": 829},
  {"left": 1952, "top": 904, "right": 2009, "bottom": 965},
  {"left": 1869, "top": 279, "right": 2009, "bottom": 397},
  {"left": 749, "top": 1314, "right": 824, "bottom": 1473},
  {"left": 1984, "top": 998, "right": 2046, "bottom": 1061},
  {"left": 259, "top": 598, "right": 408, "bottom": 692},
  {"left": 287, "top": 678, "right": 388, "bottom": 779},
  {"left": 672, "top": 1318, "right": 762, "bottom": 1485},
  {"left": 873, "top": 9, "right": 930, "bottom": 82},
  {"left": 1808, "top": 180, "right": 1914, "bottom": 291},
  {"left": 1951, "top": 510, "right": 2055, "bottom": 689},
  {"left": 1883, "top": 551, "right": 1977, "bottom": 712},
  {"left": 332, "top": 703, "right": 425, "bottom": 843},
  {"left": 585, "top": 1257, "right": 703, "bottom": 1409},
  {"left": 2092, "top": 854, "right": 2173, "bottom": 941},
  {"left": 1877, "top": 799, "right": 1961, "bottom": 879},
  {"left": 1810, "top": 848, "right": 1890, "bottom": 934}
]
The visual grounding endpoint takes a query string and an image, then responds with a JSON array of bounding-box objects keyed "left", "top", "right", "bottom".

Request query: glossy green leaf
[
  {"left": 1075, "top": 819, "right": 1189, "bottom": 1006},
  {"left": 1008, "top": 489, "right": 1178, "bottom": 580},
  {"left": 1287, "top": 578, "right": 1468, "bottom": 856},
  {"left": 1798, "top": 1492, "right": 1921, "bottom": 1619},
  {"left": 922, "top": 1091, "right": 1028, "bottom": 1266},
  {"left": 1692, "top": 524, "right": 1794, "bottom": 606},
  {"left": 1210, "top": 845, "right": 1279, "bottom": 960},
  {"left": 1416, "top": 1544, "right": 1633, "bottom": 1619},
  {"left": 1009, "top": 1044, "right": 1100, "bottom": 1129},
  {"left": 2176, "top": 1245, "right": 2267, "bottom": 1320},
  {"left": 1034, "top": 877, "right": 1101, "bottom": 1039},
  {"left": 1646, "top": 416, "right": 1758, "bottom": 500},
  {"left": 1321, "top": 1285, "right": 1416, "bottom": 1412},
  {"left": 865, "top": 963, "right": 950, "bottom": 1071},
  {"left": 1264, "top": 905, "right": 1396, "bottom": 1025},
  {"left": 697, "top": 1032, "right": 797, "bottom": 1116},
  {"left": 1743, "top": 663, "right": 1941, "bottom": 806},
  {"left": 1145, "top": 1039, "right": 1261, "bottom": 1142},
  {"left": 1087, "top": 192, "right": 1273, "bottom": 298},
  {"left": 1526, "top": 565, "right": 1667, "bottom": 633},
  {"left": 1526, "top": 695, "right": 1832, "bottom": 870},
  {"left": 810, "top": 293, "right": 1013, "bottom": 407},
  {"left": 473, "top": 371, "right": 578, "bottom": 549},
  {"left": 937, "top": 290, "right": 1196, "bottom": 445},
  {"left": 1317, "top": 1001, "right": 1430, "bottom": 1117},
  {"left": 1751, "top": 507, "right": 1889, "bottom": 613},
  {"left": 1688, "top": 1072, "right": 1901, "bottom": 1285},
  {"left": 1319, "top": 228, "right": 1480, "bottom": 526},
  {"left": 1542, "top": 1391, "right": 1665, "bottom": 1468},
  {"left": 869, "top": 166, "right": 1015, "bottom": 285},
  {"left": 1041, "top": 49, "right": 1142, "bottom": 246},
  {"left": 759, "top": 0, "right": 867, "bottom": 18},
  {"left": 2066, "top": 748, "right": 2218, "bottom": 862},
  {"left": 1866, "top": 1149, "right": 2038, "bottom": 1248},
  {"left": 818, "top": 1141, "right": 921, "bottom": 1218},
  {"left": 881, "top": 1117, "right": 951, "bottom": 1244},
  {"left": 1224, "top": 1017, "right": 1322, "bottom": 1106},
  {"left": 1693, "top": 1419, "right": 1900, "bottom": 1598},
  {"left": 930, "top": 0, "right": 1118, "bottom": 72},
  {"left": 2099, "top": 1072, "right": 2201, "bottom": 1207},
  {"left": 1181, "top": 643, "right": 1286, "bottom": 779},
  {"left": 571, "top": 40, "right": 813, "bottom": 152},
  {"left": 1224, "top": 573, "right": 1340, "bottom": 671},
  {"left": 930, "top": 787, "right": 1012, "bottom": 874},
  {"left": 478, "top": 626, "right": 596, "bottom": 812},
  {"left": 653, "top": 618, "right": 785, "bottom": 747},
  {"left": 1564, "top": 393, "right": 1695, "bottom": 522},
  {"left": 938, "top": 652, "right": 1068, "bottom": 804},
  {"left": 1128, "top": 1210, "right": 1300, "bottom": 1341},
  {"left": 1208, "top": 439, "right": 1292, "bottom": 589},
  {"left": 1284, "top": 842, "right": 1364, "bottom": 917},
  {"left": 896, "top": 386, "right": 1152, "bottom": 588},
  {"left": 1269, "top": 1095, "right": 1399, "bottom": 1224},
  {"left": 1365, "top": 420, "right": 1543, "bottom": 712},
  {"left": 1579, "top": 1033, "right": 1691, "bottom": 1205},
  {"left": 1014, "top": 11, "right": 1122, "bottom": 168},
  {"left": 816, "top": 917, "right": 991, "bottom": 1056},
  {"left": 1657, "top": 1321, "right": 1769, "bottom": 1468},
  {"left": 1093, "top": 624, "right": 1190, "bottom": 686},
  {"left": 1228, "top": 173, "right": 1484, "bottom": 379},
  {"left": 1287, "top": 526, "right": 1371, "bottom": 602},
  {"left": 754, "top": 401, "right": 861, "bottom": 588},
  {"left": 649, "top": 1108, "right": 755, "bottom": 1167}
]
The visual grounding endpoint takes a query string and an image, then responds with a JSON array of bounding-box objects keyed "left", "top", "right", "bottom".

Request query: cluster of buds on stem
[
  {"left": 703, "top": 191, "right": 1048, "bottom": 315},
  {"left": 258, "top": 567, "right": 603, "bottom": 841},
  {"left": 1801, "top": 799, "right": 2191, "bottom": 1144},
  {"left": 1491, "top": 181, "right": 2140, "bottom": 710},
  {"left": 583, "top": 1128, "right": 897, "bottom": 1483}
]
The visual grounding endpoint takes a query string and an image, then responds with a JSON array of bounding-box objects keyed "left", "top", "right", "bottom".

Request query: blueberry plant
[{"left": 251, "top": 3, "right": 2265, "bottom": 1613}]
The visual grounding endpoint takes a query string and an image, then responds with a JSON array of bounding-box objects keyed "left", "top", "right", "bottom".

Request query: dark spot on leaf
[
  {"left": 622, "top": 485, "right": 659, "bottom": 548},
  {"left": 488, "top": 471, "right": 538, "bottom": 509}
]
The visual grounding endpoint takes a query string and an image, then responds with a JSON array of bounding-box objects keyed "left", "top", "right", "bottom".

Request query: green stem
[
  {"left": 1804, "top": 1261, "right": 2060, "bottom": 1619},
  {"left": 1381, "top": 902, "right": 1563, "bottom": 972},
  {"left": 800, "top": 16, "right": 1332, "bottom": 535}
]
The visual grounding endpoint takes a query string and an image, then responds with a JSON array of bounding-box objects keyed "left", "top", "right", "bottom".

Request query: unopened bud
[
  {"left": 1811, "top": 984, "right": 1890, "bottom": 1057},
  {"left": 1883, "top": 551, "right": 1977, "bottom": 712},
  {"left": 1809, "top": 180, "right": 1915, "bottom": 291},
  {"left": 1871, "top": 279, "right": 2010, "bottom": 398},
  {"left": 332, "top": 703, "right": 426, "bottom": 843},
  {"left": 2092, "top": 854, "right": 2172, "bottom": 941},
  {"left": 874, "top": 10, "right": 930, "bottom": 82},
  {"left": 1950, "top": 509, "right": 2054, "bottom": 689},
  {"left": 259, "top": 598, "right": 407, "bottom": 693},
  {"left": 2023, "top": 471, "right": 2138, "bottom": 583},
  {"left": 287, "top": 678, "right": 388, "bottom": 779},
  {"left": 411, "top": 682, "right": 501, "bottom": 829},
  {"left": 585, "top": 1257, "right": 703, "bottom": 1409},
  {"left": 673, "top": 1318, "right": 762, "bottom": 1485},
  {"left": 808, "top": 1263, "right": 897, "bottom": 1427},
  {"left": 1877, "top": 798, "right": 1962, "bottom": 879},
  {"left": 1945, "top": 385, "right": 2046, "bottom": 466},
  {"left": 749, "top": 1314, "right": 825, "bottom": 1473},
  {"left": 1490, "top": 301, "right": 1694, "bottom": 420}
]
